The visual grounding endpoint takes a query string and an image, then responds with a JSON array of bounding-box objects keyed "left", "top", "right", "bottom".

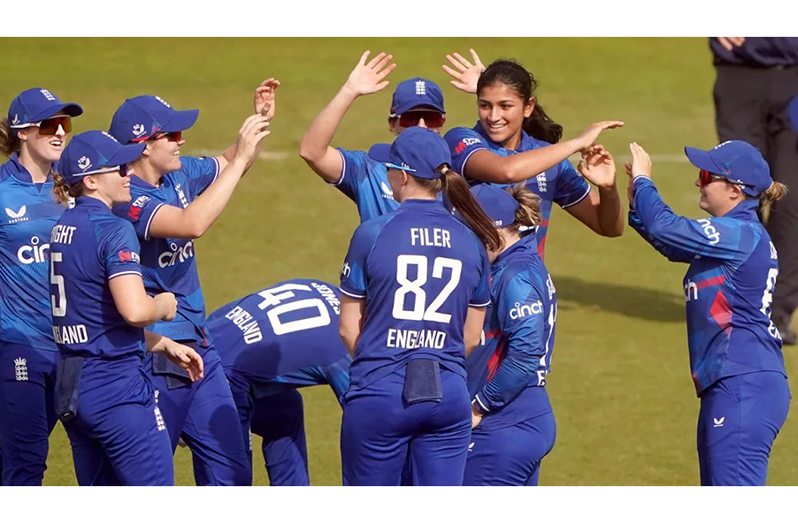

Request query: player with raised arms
[
  {"left": 442, "top": 50, "right": 625, "bottom": 257},
  {"left": 627, "top": 140, "right": 790, "bottom": 486},
  {"left": 49, "top": 131, "right": 203, "bottom": 486},
  {"left": 465, "top": 184, "right": 557, "bottom": 486},
  {"left": 0, "top": 88, "right": 82, "bottom": 485},
  {"left": 339, "top": 127, "right": 499, "bottom": 486},
  {"left": 207, "top": 278, "right": 351, "bottom": 486},
  {"left": 107, "top": 81, "right": 277, "bottom": 485},
  {"left": 300, "top": 51, "right": 447, "bottom": 222}
]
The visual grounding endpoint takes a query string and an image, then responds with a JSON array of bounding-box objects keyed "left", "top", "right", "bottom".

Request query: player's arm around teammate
[
  {"left": 0, "top": 88, "right": 82, "bottom": 486},
  {"left": 463, "top": 184, "right": 558, "bottom": 486},
  {"left": 49, "top": 131, "right": 202, "bottom": 486},
  {"left": 627, "top": 141, "right": 790, "bottom": 486},
  {"left": 442, "top": 51, "right": 625, "bottom": 243},
  {"left": 338, "top": 127, "right": 498, "bottom": 486}
]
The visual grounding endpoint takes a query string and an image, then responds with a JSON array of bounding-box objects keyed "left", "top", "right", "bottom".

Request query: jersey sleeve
[
  {"left": 444, "top": 127, "right": 489, "bottom": 176},
  {"left": 632, "top": 176, "right": 753, "bottom": 262},
  {"left": 628, "top": 208, "right": 694, "bottom": 263},
  {"left": 340, "top": 218, "right": 384, "bottom": 299},
  {"left": 334, "top": 148, "right": 371, "bottom": 204},
  {"left": 469, "top": 243, "right": 491, "bottom": 307},
  {"left": 99, "top": 220, "right": 143, "bottom": 280},
  {"left": 553, "top": 159, "right": 591, "bottom": 209},
  {"left": 182, "top": 156, "right": 221, "bottom": 197},
  {"left": 474, "top": 271, "right": 545, "bottom": 414},
  {"left": 112, "top": 194, "right": 165, "bottom": 241}
]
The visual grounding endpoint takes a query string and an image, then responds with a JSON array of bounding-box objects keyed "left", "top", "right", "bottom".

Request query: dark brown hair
[
  {"left": 52, "top": 172, "right": 83, "bottom": 205},
  {"left": 477, "top": 59, "right": 563, "bottom": 144},
  {"left": 413, "top": 166, "right": 503, "bottom": 252},
  {"left": 0, "top": 118, "right": 20, "bottom": 157}
]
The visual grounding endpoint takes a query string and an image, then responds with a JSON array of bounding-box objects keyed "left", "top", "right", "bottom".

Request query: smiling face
[
  {"left": 144, "top": 132, "right": 185, "bottom": 174},
  {"left": 695, "top": 174, "right": 744, "bottom": 216},
  {"left": 476, "top": 83, "right": 534, "bottom": 149},
  {"left": 17, "top": 111, "right": 70, "bottom": 163},
  {"left": 84, "top": 166, "right": 132, "bottom": 207}
]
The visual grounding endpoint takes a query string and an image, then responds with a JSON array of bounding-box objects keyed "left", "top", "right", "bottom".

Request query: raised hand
[
  {"left": 442, "top": 49, "right": 485, "bottom": 94},
  {"left": 578, "top": 144, "right": 617, "bottom": 189},
  {"left": 629, "top": 142, "right": 652, "bottom": 179},
  {"left": 233, "top": 114, "right": 272, "bottom": 169},
  {"left": 254, "top": 78, "right": 281, "bottom": 121},
  {"left": 574, "top": 121, "right": 625, "bottom": 151},
  {"left": 343, "top": 51, "right": 397, "bottom": 97}
]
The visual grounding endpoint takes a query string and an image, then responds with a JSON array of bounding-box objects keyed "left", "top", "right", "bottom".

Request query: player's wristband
[{"left": 471, "top": 397, "right": 488, "bottom": 415}]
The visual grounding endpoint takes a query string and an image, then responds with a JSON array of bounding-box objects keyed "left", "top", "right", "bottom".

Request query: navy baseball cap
[
  {"left": 7, "top": 88, "right": 83, "bottom": 128},
  {"left": 108, "top": 95, "right": 198, "bottom": 144},
  {"left": 789, "top": 95, "right": 798, "bottom": 134},
  {"left": 470, "top": 185, "right": 519, "bottom": 228},
  {"left": 390, "top": 78, "right": 445, "bottom": 117},
  {"left": 368, "top": 127, "right": 451, "bottom": 179},
  {"left": 685, "top": 140, "right": 772, "bottom": 197},
  {"left": 58, "top": 131, "right": 145, "bottom": 186}
]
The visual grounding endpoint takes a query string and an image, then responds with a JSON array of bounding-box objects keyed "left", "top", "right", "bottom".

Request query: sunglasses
[
  {"left": 83, "top": 163, "right": 129, "bottom": 177},
  {"left": 131, "top": 130, "right": 183, "bottom": 143},
  {"left": 28, "top": 116, "right": 72, "bottom": 136},
  {"left": 398, "top": 111, "right": 445, "bottom": 128},
  {"left": 698, "top": 169, "right": 753, "bottom": 188}
]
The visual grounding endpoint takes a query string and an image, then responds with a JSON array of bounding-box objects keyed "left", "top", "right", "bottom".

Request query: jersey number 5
[
  {"left": 392, "top": 255, "right": 462, "bottom": 324},
  {"left": 50, "top": 253, "right": 67, "bottom": 317}
]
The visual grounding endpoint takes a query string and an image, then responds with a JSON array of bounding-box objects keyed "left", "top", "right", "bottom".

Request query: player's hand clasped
[
  {"left": 254, "top": 78, "right": 280, "bottom": 122},
  {"left": 233, "top": 113, "right": 273, "bottom": 170},
  {"left": 578, "top": 144, "right": 617, "bottom": 189}
]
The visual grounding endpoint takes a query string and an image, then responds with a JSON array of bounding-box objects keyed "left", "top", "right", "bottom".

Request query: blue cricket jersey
[
  {"left": 0, "top": 155, "right": 64, "bottom": 351},
  {"left": 444, "top": 123, "right": 591, "bottom": 258},
  {"left": 113, "top": 156, "right": 220, "bottom": 344},
  {"left": 630, "top": 177, "right": 787, "bottom": 395},
  {"left": 49, "top": 197, "right": 145, "bottom": 358},
  {"left": 334, "top": 148, "right": 399, "bottom": 222},
  {"left": 340, "top": 198, "right": 491, "bottom": 391},
  {"left": 467, "top": 241, "right": 557, "bottom": 430},
  {"left": 208, "top": 279, "right": 351, "bottom": 403}
]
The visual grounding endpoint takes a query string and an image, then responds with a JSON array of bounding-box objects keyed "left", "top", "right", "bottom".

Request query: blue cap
[
  {"left": 470, "top": 184, "right": 519, "bottom": 228},
  {"left": 789, "top": 95, "right": 798, "bottom": 134},
  {"left": 390, "top": 78, "right": 445, "bottom": 117},
  {"left": 368, "top": 127, "right": 451, "bottom": 179},
  {"left": 108, "top": 95, "right": 198, "bottom": 144},
  {"left": 58, "top": 131, "right": 145, "bottom": 186},
  {"left": 684, "top": 140, "right": 772, "bottom": 198},
  {"left": 7, "top": 88, "right": 83, "bottom": 128}
]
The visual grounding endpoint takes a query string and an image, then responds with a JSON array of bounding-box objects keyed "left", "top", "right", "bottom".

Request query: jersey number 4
[
  {"left": 392, "top": 255, "right": 462, "bottom": 324},
  {"left": 257, "top": 283, "right": 331, "bottom": 335}
]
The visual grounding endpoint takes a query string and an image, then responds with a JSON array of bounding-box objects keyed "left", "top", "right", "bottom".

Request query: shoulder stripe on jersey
[
  {"left": 339, "top": 288, "right": 366, "bottom": 299},
  {"left": 331, "top": 149, "right": 346, "bottom": 187},
  {"left": 469, "top": 299, "right": 491, "bottom": 308},
  {"left": 209, "top": 156, "right": 221, "bottom": 186},
  {"left": 560, "top": 185, "right": 591, "bottom": 209},
  {"left": 460, "top": 146, "right": 486, "bottom": 175},
  {"left": 143, "top": 202, "right": 166, "bottom": 241},
  {"left": 108, "top": 270, "right": 143, "bottom": 281}
]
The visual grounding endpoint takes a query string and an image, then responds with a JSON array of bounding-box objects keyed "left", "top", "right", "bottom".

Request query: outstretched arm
[{"left": 565, "top": 145, "right": 624, "bottom": 237}]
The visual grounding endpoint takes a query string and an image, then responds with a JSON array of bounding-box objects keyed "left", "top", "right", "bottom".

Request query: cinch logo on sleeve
[
  {"left": 509, "top": 300, "right": 543, "bottom": 320},
  {"left": 455, "top": 137, "right": 481, "bottom": 154},
  {"left": 158, "top": 241, "right": 194, "bottom": 268},
  {"left": 17, "top": 236, "right": 49, "bottom": 264},
  {"left": 684, "top": 279, "right": 698, "bottom": 302},
  {"left": 697, "top": 218, "right": 720, "bottom": 245},
  {"left": 341, "top": 262, "right": 351, "bottom": 278}
]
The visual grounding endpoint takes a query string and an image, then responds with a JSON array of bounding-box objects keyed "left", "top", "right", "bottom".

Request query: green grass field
[{"left": 3, "top": 37, "right": 796, "bottom": 486}]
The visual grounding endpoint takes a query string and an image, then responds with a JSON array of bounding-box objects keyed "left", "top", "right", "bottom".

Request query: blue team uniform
[
  {"left": 0, "top": 154, "right": 64, "bottom": 485},
  {"left": 463, "top": 241, "right": 557, "bottom": 485},
  {"left": 112, "top": 156, "right": 251, "bottom": 486},
  {"left": 333, "top": 148, "right": 399, "bottom": 222},
  {"left": 207, "top": 279, "right": 351, "bottom": 486},
  {"left": 50, "top": 196, "right": 173, "bottom": 485},
  {"left": 630, "top": 176, "right": 790, "bottom": 486},
  {"left": 340, "top": 198, "right": 491, "bottom": 486},
  {"left": 444, "top": 123, "right": 591, "bottom": 258}
]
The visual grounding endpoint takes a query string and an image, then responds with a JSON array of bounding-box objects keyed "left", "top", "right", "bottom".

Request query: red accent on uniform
[
  {"left": 128, "top": 206, "right": 141, "bottom": 220},
  {"left": 486, "top": 338, "right": 507, "bottom": 383},
  {"left": 455, "top": 141, "right": 467, "bottom": 154},
  {"left": 696, "top": 275, "right": 726, "bottom": 289},
  {"left": 119, "top": 250, "right": 132, "bottom": 262},
  {"left": 710, "top": 290, "right": 732, "bottom": 330}
]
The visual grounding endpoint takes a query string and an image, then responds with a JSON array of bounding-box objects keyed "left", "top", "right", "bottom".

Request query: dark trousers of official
[{"left": 714, "top": 64, "right": 798, "bottom": 329}]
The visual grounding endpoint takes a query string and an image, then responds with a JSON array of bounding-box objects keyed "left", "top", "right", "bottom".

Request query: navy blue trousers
[
  {"left": 697, "top": 371, "right": 791, "bottom": 486},
  {"left": 63, "top": 356, "right": 174, "bottom": 486},
  {"left": 146, "top": 345, "right": 250, "bottom": 486},
  {"left": 0, "top": 341, "right": 59, "bottom": 485},
  {"left": 463, "top": 410, "right": 556, "bottom": 486},
  {"left": 341, "top": 366, "right": 471, "bottom": 486}
]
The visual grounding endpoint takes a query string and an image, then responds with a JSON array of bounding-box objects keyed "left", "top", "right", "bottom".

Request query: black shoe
[{"left": 779, "top": 324, "right": 797, "bottom": 346}]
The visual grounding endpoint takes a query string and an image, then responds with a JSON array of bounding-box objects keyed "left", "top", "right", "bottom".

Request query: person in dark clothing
[{"left": 711, "top": 37, "right": 798, "bottom": 344}]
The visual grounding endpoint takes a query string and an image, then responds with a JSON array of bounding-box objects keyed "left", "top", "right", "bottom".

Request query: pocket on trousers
[
  {"left": 403, "top": 359, "right": 442, "bottom": 405},
  {"left": 151, "top": 352, "right": 191, "bottom": 390},
  {"left": 55, "top": 355, "right": 84, "bottom": 422}
]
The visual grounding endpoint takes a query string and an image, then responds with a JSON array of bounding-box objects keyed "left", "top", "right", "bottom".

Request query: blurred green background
[{"left": 3, "top": 37, "right": 795, "bottom": 486}]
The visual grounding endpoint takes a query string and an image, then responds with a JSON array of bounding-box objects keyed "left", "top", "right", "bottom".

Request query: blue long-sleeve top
[{"left": 629, "top": 176, "right": 786, "bottom": 395}]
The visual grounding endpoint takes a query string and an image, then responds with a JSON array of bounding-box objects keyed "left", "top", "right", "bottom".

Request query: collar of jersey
[
  {"left": 6, "top": 153, "right": 55, "bottom": 185},
  {"left": 75, "top": 195, "right": 113, "bottom": 212},
  {"left": 472, "top": 121, "right": 537, "bottom": 152},
  {"left": 493, "top": 239, "right": 535, "bottom": 268},
  {"left": 722, "top": 198, "right": 760, "bottom": 221},
  {"left": 398, "top": 198, "right": 445, "bottom": 209}
]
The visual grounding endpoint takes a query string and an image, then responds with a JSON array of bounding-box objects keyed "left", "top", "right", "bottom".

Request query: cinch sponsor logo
[
  {"left": 17, "top": 236, "right": 49, "bottom": 264},
  {"left": 341, "top": 262, "right": 351, "bottom": 278},
  {"left": 158, "top": 240, "right": 194, "bottom": 268},
  {"left": 509, "top": 300, "right": 543, "bottom": 320},
  {"left": 697, "top": 218, "right": 720, "bottom": 245},
  {"left": 684, "top": 279, "right": 698, "bottom": 302}
]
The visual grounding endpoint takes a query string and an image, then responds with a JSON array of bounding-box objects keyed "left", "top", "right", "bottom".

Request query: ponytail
[
  {"left": 507, "top": 185, "right": 542, "bottom": 234},
  {"left": 477, "top": 59, "right": 563, "bottom": 144},
  {"left": 761, "top": 181, "right": 788, "bottom": 204},
  {"left": 0, "top": 117, "right": 19, "bottom": 157},
  {"left": 438, "top": 166, "right": 502, "bottom": 252},
  {"left": 53, "top": 172, "right": 83, "bottom": 206}
]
